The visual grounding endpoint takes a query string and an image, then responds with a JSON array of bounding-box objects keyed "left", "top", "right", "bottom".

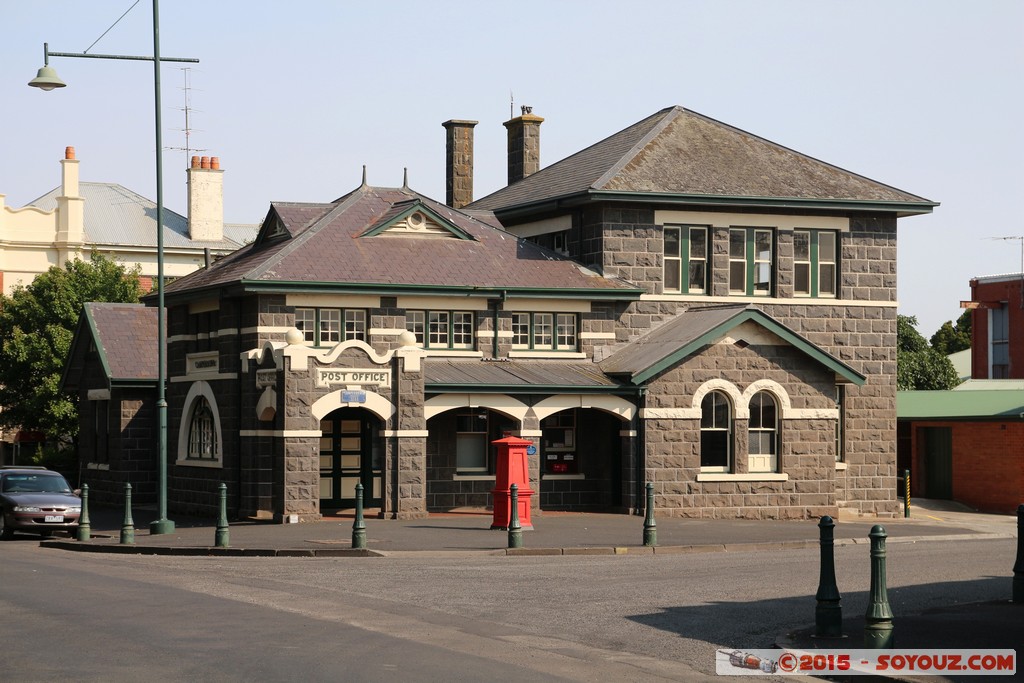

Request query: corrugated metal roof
[
  {"left": 897, "top": 389, "right": 1024, "bottom": 419},
  {"left": 469, "top": 106, "right": 935, "bottom": 215},
  {"left": 600, "top": 305, "right": 750, "bottom": 375},
  {"left": 29, "top": 182, "right": 257, "bottom": 251},
  {"left": 424, "top": 359, "right": 624, "bottom": 390}
]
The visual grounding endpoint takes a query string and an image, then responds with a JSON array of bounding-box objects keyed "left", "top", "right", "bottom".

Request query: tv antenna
[{"left": 168, "top": 67, "right": 206, "bottom": 163}]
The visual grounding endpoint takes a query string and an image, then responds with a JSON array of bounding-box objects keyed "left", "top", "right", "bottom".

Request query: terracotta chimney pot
[{"left": 65, "top": 146, "right": 75, "bottom": 160}]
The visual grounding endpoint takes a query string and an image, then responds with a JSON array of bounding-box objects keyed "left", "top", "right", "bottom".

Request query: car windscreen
[{"left": 1, "top": 475, "right": 72, "bottom": 494}]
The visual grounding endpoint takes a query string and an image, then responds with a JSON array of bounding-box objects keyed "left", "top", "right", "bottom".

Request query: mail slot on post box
[{"left": 490, "top": 434, "right": 534, "bottom": 530}]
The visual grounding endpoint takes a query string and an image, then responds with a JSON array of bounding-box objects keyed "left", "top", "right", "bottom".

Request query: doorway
[
  {"left": 921, "top": 426, "right": 953, "bottom": 500},
  {"left": 319, "top": 409, "right": 382, "bottom": 508}
]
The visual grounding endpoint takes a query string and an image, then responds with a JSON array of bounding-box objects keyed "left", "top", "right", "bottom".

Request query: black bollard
[
  {"left": 643, "top": 482, "right": 657, "bottom": 547},
  {"left": 352, "top": 483, "right": 367, "bottom": 550},
  {"left": 120, "top": 482, "right": 135, "bottom": 545},
  {"left": 864, "top": 524, "right": 894, "bottom": 648},
  {"left": 508, "top": 483, "right": 522, "bottom": 549},
  {"left": 814, "top": 515, "right": 842, "bottom": 637},
  {"left": 215, "top": 483, "right": 230, "bottom": 548},
  {"left": 1013, "top": 504, "right": 1024, "bottom": 603},
  {"left": 76, "top": 483, "right": 91, "bottom": 542}
]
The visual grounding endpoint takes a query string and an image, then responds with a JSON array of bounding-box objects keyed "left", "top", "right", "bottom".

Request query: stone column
[
  {"left": 504, "top": 107, "right": 544, "bottom": 184},
  {"left": 442, "top": 119, "right": 477, "bottom": 209}
]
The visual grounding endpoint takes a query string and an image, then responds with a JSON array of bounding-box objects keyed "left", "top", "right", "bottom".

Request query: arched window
[
  {"left": 748, "top": 391, "right": 778, "bottom": 473},
  {"left": 188, "top": 397, "right": 217, "bottom": 460},
  {"left": 700, "top": 391, "right": 732, "bottom": 471}
]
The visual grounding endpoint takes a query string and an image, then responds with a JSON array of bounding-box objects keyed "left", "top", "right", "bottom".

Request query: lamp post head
[{"left": 28, "top": 64, "right": 66, "bottom": 91}]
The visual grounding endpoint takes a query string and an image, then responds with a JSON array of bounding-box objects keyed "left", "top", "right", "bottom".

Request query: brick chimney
[
  {"left": 442, "top": 119, "right": 478, "bottom": 209},
  {"left": 187, "top": 155, "right": 224, "bottom": 242},
  {"left": 503, "top": 106, "right": 543, "bottom": 185}
]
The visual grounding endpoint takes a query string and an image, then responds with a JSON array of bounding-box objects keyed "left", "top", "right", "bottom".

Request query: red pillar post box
[{"left": 491, "top": 434, "right": 534, "bottom": 530}]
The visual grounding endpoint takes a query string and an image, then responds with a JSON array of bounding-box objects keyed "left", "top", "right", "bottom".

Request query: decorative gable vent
[{"left": 360, "top": 201, "right": 475, "bottom": 240}]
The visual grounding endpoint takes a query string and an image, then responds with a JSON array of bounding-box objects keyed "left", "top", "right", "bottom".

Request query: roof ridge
[{"left": 591, "top": 106, "right": 681, "bottom": 190}]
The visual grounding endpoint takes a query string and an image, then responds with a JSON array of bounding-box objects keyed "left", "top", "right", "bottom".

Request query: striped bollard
[
  {"left": 76, "top": 483, "right": 91, "bottom": 542},
  {"left": 120, "top": 482, "right": 135, "bottom": 545}
]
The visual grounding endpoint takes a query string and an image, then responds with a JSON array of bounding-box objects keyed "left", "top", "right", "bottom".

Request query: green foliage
[
  {"left": 0, "top": 254, "right": 141, "bottom": 440},
  {"left": 897, "top": 314, "right": 961, "bottom": 390},
  {"left": 30, "top": 444, "right": 79, "bottom": 485},
  {"left": 930, "top": 309, "right": 972, "bottom": 355}
]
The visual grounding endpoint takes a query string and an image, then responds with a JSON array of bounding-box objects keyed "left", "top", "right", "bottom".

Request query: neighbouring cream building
[{"left": 0, "top": 146, "right": 257, "bottom": 461}]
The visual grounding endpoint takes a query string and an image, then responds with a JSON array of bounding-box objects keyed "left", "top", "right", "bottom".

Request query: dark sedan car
[{"left": 0, "top": 467, "right": 81, "bottom": 538}]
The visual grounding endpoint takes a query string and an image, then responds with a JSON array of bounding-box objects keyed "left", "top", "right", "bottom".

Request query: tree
[
  {"left": 0, "top": 254, "right": 141, "bottom": 442},
  {"left": 897, "top": 314, "right": 961, "bottom": 390},
  {"left": 930, "top": 309, "right": 972, "bottom": 356}
]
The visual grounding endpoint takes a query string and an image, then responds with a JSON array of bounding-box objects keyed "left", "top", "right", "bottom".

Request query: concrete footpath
[{"left": 30, "top": 498, "right": 1022, "bottom": 676}]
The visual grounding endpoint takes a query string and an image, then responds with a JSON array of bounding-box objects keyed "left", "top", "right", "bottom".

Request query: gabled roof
[
  {"left": 29, "top": 182, "right": 256, "bottom": 251},
  {"left": 469, "top": 106, "right": 936, "bottom": 217},
  {"left": 898, "top": 389, "right": 1024, "bottom": 420},
  {"left": 162, "top": 185, "right": 644, "bottom": 301},
  {"left": 599, "top": 304, "right": 865, "bottom": 386},
  {"left": 61, "top": 303, "right": 160, "bottom": 392}
]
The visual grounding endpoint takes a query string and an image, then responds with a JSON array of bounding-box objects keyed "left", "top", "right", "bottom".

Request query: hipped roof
[{"left": 470, "top": 106, "right": 936, "bottom": 217}]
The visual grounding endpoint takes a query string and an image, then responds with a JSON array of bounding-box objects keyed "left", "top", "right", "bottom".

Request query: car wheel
[{"left": 0, "top": 513, "right": 13, "bottom": 540}]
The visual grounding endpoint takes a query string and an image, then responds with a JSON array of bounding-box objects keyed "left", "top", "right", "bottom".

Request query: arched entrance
[{"left": 319, "top": 408, "right": 383, "bottom": 508}]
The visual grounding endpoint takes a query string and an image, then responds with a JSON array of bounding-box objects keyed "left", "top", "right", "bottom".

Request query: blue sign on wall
[
  {"left": 342, "top": 390, "right": 366, "bottom": 403},
  {"left": 526, "top": 445, "right": 537, "bottom": 455}
]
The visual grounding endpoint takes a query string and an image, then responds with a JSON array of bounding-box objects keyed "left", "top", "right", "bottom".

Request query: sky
[{"left": 3, "top": 0, "right": 1022, "bottom": 338}]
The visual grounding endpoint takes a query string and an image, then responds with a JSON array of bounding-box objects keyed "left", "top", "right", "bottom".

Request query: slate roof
[
  {"left": 61, "top": 303, "right": 161, "bottom": 391},
  {"left": 29, "top": 182, "right": 257, "bottom": 251},
  {"left": 469, "top": 106, "right": 936, "bottom": 216},
  {"left": 161, "top": 185, "right": 643, "bottom": 299},
  {"left": 599, "top": 304, "right": 865, "bottom": 386},
  {"left": 424, "top": 359, "right": 625, "bottom": 391}
]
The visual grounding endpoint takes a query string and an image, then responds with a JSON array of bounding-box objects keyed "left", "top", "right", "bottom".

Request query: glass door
[{"left": 319, "top": 409, "right": 381, "bottom": 508}]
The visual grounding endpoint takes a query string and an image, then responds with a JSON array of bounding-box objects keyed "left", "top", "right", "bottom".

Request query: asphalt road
[{"left": 1, "top": 537, "right": 1017, "bottom": 682}]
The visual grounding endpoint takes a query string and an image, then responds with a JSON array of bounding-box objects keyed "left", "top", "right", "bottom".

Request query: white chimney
[
  {"left": 187, "top": 155, "right": 224, "bottom": 242},
  {"left": 56, "top": 146, "right": 85, "bottom": 245}
]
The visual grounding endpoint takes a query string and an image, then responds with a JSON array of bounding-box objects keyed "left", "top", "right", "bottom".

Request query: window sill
[
  {"left": 835, "top": 462, "right": 848, "bottom": 471},
  {"left": 543, "top": 474, "right": 585, "bottom": 480},
  {"left": 696, "top": 472, "right": 789, "bottom": 482},
  {"left": 175, "top": 458, "right": 223, "bottom": 469},
  {"left": 453, "top": 474, "right": 495, "bottom": 481}
]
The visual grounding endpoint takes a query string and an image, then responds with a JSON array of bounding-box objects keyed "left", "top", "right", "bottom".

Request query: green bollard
[
  {"left": 1013, "top": 504, "right": 1024, "bottom": 603},
  {"left": 864, "top": 524, "right": 894, "bottom": 648},
  {"left": 815, "top": 515, "right": 843, "bottom": 637},
  {"left": 507, "top": 483, "right": 522, "bottom": 549},
  {"left": 904, "top": 469, "right": 911, "bottom": 518},
  {"left": 352, "top": 483, "right": 367, "bottom": 550},
  {"left": 643, "top": 482, "right": 657, "bottom": 547},
  {"left": 76, "top": 483, "right": 91, "bottom": 542},
  {"left": 215, "top": 483, "right": 230, "bottom": 548},
  {"left": 120, "top": 482, "right": 135, "bottom": 545}
]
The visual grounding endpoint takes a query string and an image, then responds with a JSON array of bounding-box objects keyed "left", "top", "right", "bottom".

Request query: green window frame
[
  {"left": 663, "top": 225, "right": 708, "bottom": 294},
  {"left": 729, "top": 228, "right": 773, "bottom": 296},
  {"left": 510, "top": 312, "right": 578, "bottom": 351},
  {"left": 793, "top": 229, "right": 838, "bottom": 298},
  {"left": 295, "top": 307, "right": 367, "bottom": 346},
  {"left": 406, "top": 310, "right": 475, "bottom": 349}
]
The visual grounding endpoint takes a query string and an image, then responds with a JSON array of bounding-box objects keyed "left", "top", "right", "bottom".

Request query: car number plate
[{"left": 44, "top": 515, "right": 64, "bottom": 523}]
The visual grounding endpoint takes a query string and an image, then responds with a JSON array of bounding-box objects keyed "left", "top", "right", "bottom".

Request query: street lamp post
[{"left": 29, "top": 1, "right": 198, "bottom": 534}]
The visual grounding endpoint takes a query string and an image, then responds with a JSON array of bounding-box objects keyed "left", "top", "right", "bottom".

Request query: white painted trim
[
  {"left": 835, "top": 461, "right": 848, "bottom": 471},
  {"left": 312, "top": 390, "right": 396, "bottom": 423},
  {"left": 641, "top": 407, "right": 701, "bottom": 420},
  {"left": 421, "top": 349, "right": 484, "bottom": 358},
  {"left": 424, "top": 394, "right": 529, "bottom": 422},
  {"left": 508, "top": 351, "right": 587, "bottom": 359},
  {"left": 543, "top": 474, "right": 586, "bottom": 481},
  {"left": 175, "top": 380, "right": 224, "bottom": 466},
  {"left": 239, "top": 429, "right": 323, "bottom": 438},
  {"left": 696, "top": 472, "right": 789, "bottom": 482},
  {"left": 453, "top": 474, "right": 497, "bottom": 481},
  {"left": 476, "top": 330, "right": 515, "bottom": 339},
  {"left": 382, "top": 430, "right": 429, "bottom": 438},
  {"left": 396, "top": 295, "right": 491, "bottom": 311},
  {"left": 242, "top": 326, "right": 293, "bottom": 336},
  {"left": 655, "top": 209, "right": 849, "bottom": 232},
  {"left": 501, "top": 214, "right": 571, "bottom": 238},
  {"left": 370, "top": 327, "right": 408, "bottom": 336},
  {"left": 287, "top": 294, "right": 381, "bottom": 308},
  {"left": 85, "top": 462, "right": 110, "bottom": 471},
  {"left": 640, "top": 293, "right": 898, "bottom": 308},
  {"left": 168, "top": 334, "right": 197, "bottom": 344},
  {"left": 790, "top": 408, "right": 840, "bottom": 420},
  {"left": 579, "top": 331, "right": 616, "bottom": 340},
  {"left": 516, "top": 430, "right": 543, "bottom": 438},
  {"left": 531, "top": 394, "right": 635, "bottom": 421},
  {"left": 503, "top": 297, "right": 591, "bottom": 313},
  {"left": 692, "top": 379, "right": 746, "bottom": 418},
  {"left": 285, "top": 338, "right": 394, "bottom": 371},
  {"left": 174, "top": 459, "right": 224, "bottom": 469},
  {"left": 170, "top": 373, "right": 237, "bottom": 383}
]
